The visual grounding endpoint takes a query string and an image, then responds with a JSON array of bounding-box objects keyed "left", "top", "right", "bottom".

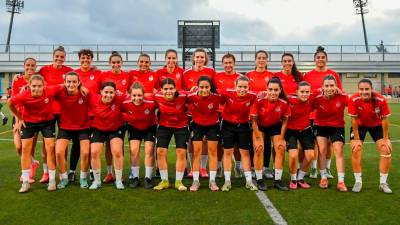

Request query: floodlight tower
[
  {"left": 5, "top": 0, "right": 24, "bottom": 53},
  {"left": 353, "top": 0, "right": 369, "bottom": 53}
]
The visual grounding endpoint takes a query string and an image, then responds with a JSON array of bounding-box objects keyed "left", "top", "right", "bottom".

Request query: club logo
[
  {"left": 111, "top": 104, "right": 116, "bottom": 111},
  {"left": 246, "top": 102, "right": 250, "bottom": 107},
  {"left": 90, "top": 75, "right": 94, "bottom": 80},
  {"left": 144, "top": 109, "right": 150, "bottom": 115},
  {"left": 375, "top": 107, "right": 381, "bottom": 114},
  {"left": 44, "top": 98, "right": 49, "bottom": 104},
  {"left": 208, "top": 103, "right": 214, "bottom": 109},
  {"left": 149, "top": 75, "right": 154, "bottom": 81},
  {"left": 336, "top": 102, "right": 341, "bottom": 108},
  {"left": 176, "top": 104, "right": 182, "bottom": 109},
  {"left": 176, "top": 73, "right": 181, "bottom": 79},
  {"left": 122, "top": 79, "right": 127, "bottom": 85},
  {"left": 78, "top": 98, "right": 83, "bottom": 104},
  {"left": 275, "top": 107, "right": 281, "bottom": 112}
]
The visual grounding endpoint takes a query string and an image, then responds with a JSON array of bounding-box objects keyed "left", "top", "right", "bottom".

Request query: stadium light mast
[
  {"left": 353, "top": 0, "right": 369, "bottom": 53},
  {"left": 5, "top": 0, "right": 24, "bottom": 53}
]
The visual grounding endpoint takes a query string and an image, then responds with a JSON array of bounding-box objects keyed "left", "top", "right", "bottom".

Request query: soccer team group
[{"left": 7, "top": 45, "right": 393, "bottom": 194}]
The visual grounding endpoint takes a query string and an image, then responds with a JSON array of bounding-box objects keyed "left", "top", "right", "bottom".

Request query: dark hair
[
  {"left": 64, "top": 71, "right": 81, "bottom": 89},
  {"left": 197, "top": 76, "right": 217, "bottom": 94},
  {"left": 267, "top": 77, "right": 288, "bottom": 101},
  {"left": 130, "top": 81, "right": 144, "bottom": 94},
  {"left": 235, "top": 75, "right": 249, "bottom": 85},
  {"left": 109, "top": 51, "right": 122, "bottom": 63},
  {"left": 161, "top": 78, "right": 178, "bottom": 97},
  {"left": 192, "top": 48, "right": 209, "bottom": 66},
  {"left": 138, "top": 53, "right": 151, "bottom": 62},
  {"left": 281, "top": 53, "right": 301, "bottom": 82},
  {"left": 24, "top": 57, "right": 37, "bottom": 65},
  {"left": 53, "top": 46, "right": 66, "bottom": 55},
  {"left": 297, "top": 81, "right": 311, "bottom": 89},
  {"left": 78, "top": 49, "right": 94, "bottom": 59},
  {"left": 101, "top": 81, "right": 116, "bottom": 90},
  {"left": 222, "top": 53, "right": 236, "bottom": 63},
  {"left": 323, "top": 74, "right": 337, "bottom": 85},
  {"left": 314, "top": 46, "right": 328, "bottom": 60}
]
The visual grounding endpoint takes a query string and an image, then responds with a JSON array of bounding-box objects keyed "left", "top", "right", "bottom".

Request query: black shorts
[
  {"left": 285, "top": 128, "right": 315, "bottom": 150},
  {"left": 314, "top": 126, "right": 345, "bottom": 143},
  {"left": 191, "top": 122, "right": 220, "bottom": 141},
  {"left": 57, "top": 128, "right": 91, "bottom": 141},
  {"left": 221, "top": 120, "right": 251, "bottom": 150},
  {"left": 350, "top": 125, "right": 384, "bottom": 142},
  {"left": 127, "top": 125, "right": 156, "bottom": 142},
  {"left": 90, "top": 127, "right": 125, "bottom": 143},
  {"left": 258, "top": 123, "right": 282, "bottom": 138},
  {"left": 20, "top": 119, "right": 56, "bottom": 139},
  {"left": 156, "top": 125, "right": 189, "bottom": 149}
]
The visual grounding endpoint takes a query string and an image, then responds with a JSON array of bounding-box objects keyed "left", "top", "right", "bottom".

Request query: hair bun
[
  {"left": 111, "top": 51, "right": 119, "bottom": 55},
  {"left": 317, "top": 46, "right": 325, "bottom": 51}
]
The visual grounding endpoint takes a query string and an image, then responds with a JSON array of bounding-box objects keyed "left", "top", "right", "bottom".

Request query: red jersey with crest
[
  {"left": 130, "top": 70, "right": 159, "bottom": 94},
  {"left": 90, "top": 93, "right": 125, "bottom": 131},
  {"left": 273, "top": 71, "right": 304, "bottom": 95},
  {"left": 56, "top": 90, "right": 91, "bottom": 130},
  {"left": 10, "top": 85, "right": 64, "bottom": 123},
  {"left": 100, "top": 70, "right": 131, "bottom": 93},
  {"left": 11, "top": 74, "right": 29, "bottom": 111},
  {"left": 75, "top": 68, "right": 102, "bottom": 94},
  {"left": 348, "top": 92, "right": 390, "bottom": 127},
  {"left": 221, "top": 89, "right": 256, "bottom": 124},
  {"left": 287, "top": 95, "right": 314, "bottom": 131},
  {"left": 313, "top": 93, "right": 348, "bottom": 127},
  {"left": 187, "top": 92, "right": 221, "bottom": 126},
  {"left": 182, "top": 67, "right": 215, "bottom": 91},
  {"left": 251, "top": 97, "right": 291, "bottom": 127},
  {"left": 154, "top": 91, "right": 188, "bottom": 128},
  {"left": 156, "top": 67, "right": 184, "bottom": 90},
  {"left": 214, "top": 72, "right": 240, "bottom": 91},
  {"left": 122, "top": 97, "right": 157, "bottom": 130},
  {"left": 38, "top": 65, "right": 73, "bottom": 86},
  {"left": 246, "top": 70, "right": 274, "bottom": 93}
]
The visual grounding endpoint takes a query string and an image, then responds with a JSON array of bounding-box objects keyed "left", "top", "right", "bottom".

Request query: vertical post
[
  {"left": 212, "top": 23, "right": 216, "bottom": 70},
  {"left": 360, "top": 6, "right": 369, "bottom": 53},
  {"left": 182, "top": 25, "right": 186, "bottom": 70},
  {"left": 5, "top": 1, "right": 16, "bottom": 53},
  {"left": 380, "top": 73, "right": 385, "bottom": 94},
  {"left": 96, "top": 44, "right": 99, "bottom": 61}
]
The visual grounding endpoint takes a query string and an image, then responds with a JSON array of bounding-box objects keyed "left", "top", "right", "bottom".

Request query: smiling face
[
  {"left": 79, "top": 54, "right": 92, "bottom": 71},
  {"left": 198, "top": 80, "right": 211, "bottom": 97},
  {"left": 109, "top": 55, "right": 122, "bottom": 73},
  {"left": 165, "top": 51, "right": 178, "bottom": 69},
  {"left": 30, "top": 79, "right": 44, "bottom": 97},
  {"left": 223, "top": 57, "right": 235, "bottom": 74},
  {"left": 101, "top": 86, "right": 116, "bottom": 104},
  {"left": 358, "top": 82, "right": 372, "bottom": 101},
  {"left": 235, "top": 80, "right": 249, "bottom": 97},
  {"left": 64, "top": 74, "right": 80, "bottom": 94},
  {"left": 267, "top": 82, "right": 281, "bottom": 101},
  {"left": 255, "top": 52, "right": 268, "bottom": 70},
  {"left": 297, "top": 85, "right": 311, "bottom": 102},
  {"left": 281, "top": 55, "right": 294, "bottom": 73},
  {"left": 53, "top": 50, "right": 66, "bottom": 68},
  {"left": 193, "top": 51, "right": 206, "bottom": 69},
  {"left": 130, "top": 88, "right": 144, "bottom": 105},
  {"left": 138, "top": 56, "right": 151, "bottom": 72},
  {"left": 323, "top": 79, "right": 336, "bottom": 97},
  {"left": 314, "top": 52, "right": 327, "bottom": 69},
  {"left": 24, "top": 59, "right": 37, "bottom": 76},
  {"left": 162, "top": 83, "right": 176, "bottom": 101}
]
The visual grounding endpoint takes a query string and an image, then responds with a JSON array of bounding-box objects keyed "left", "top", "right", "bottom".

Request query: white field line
[{"left": 255, "top": 191, "right": 288, "bottom": 225}]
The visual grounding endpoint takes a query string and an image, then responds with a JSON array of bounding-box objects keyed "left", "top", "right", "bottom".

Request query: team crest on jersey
[
  {"left": 358, "top": 106, "right": 363, "bottom": 110},
  {"left": 275, "top": 107, "right": 281, "bottom": 112},
  {"left": 111, "top": 104, "right": 116, "bottom": 111},
  {"left": 144, "top": 109, "right": 150, "bottom": 115},
  {"left": 176, "top": 73, "right": 181, "bottom": 79},
  {"left": 375, "top": 107, "right": 381, "bottom": 114},
  {"left": 78, "top": 98, "right": 83, "bottom": 104},
  {"left": 44, "top": 98, "right": 49, "bottom": 104},
  {"left": 336, "top": 102, "right": 341, "bottom": 108},
  {"left": 246, "top": 102, "right": 250, "bottom": 107},
  {"left": 176, "top": 104, "right": 182, "bottom": 109},
  {"left": 208, "top": 103, "right": 214, "bottom": 109},
  {"left": 90, "top": 75, "right": 95, "bottom": 80},
  {"left": 122, "top": 79, "right": 127, "bottom": 85},
  {"left": 149, "top": 75, "right": 154, "bottom": 81}
]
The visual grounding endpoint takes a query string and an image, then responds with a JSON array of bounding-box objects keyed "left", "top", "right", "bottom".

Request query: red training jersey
[
  {"left": 38, "top": 64, "right": 73, "bottom": 86},
  {"left": 287, "top": 95, "right": 314, "bottom": 131},
  {"left": 56, "top": 90, "right": 92, "bottom": 130},
  {"left": 303, "top": 69, "right": 342, "bottom": 92},
  {"left": 10, "top": 85, "right": 63, "bottom": 123},
  {"left": 154, "top": 91, "right": 188, "bottom": 128},
  {"left": 75, "top": 68, "right": 102, "bottom": 94},
  {"left": 187, "top": 92, "right": 221, "bottom": 126},
  {"left": 182, "top": 67, "right": 215, "bottom": 91},
  {"left": 90, "top": 93, "right": 125, "bottom": 131},
  {"left": 348, "top": 92, "right": 390, "bottom": 127},
  {"left": 251, "top": 97, "right": 291, "bottom": 127},
  {"left": 273, "top": 71, "right": 304, "bottom": 95},
  {"left": 246, "top": 70, "right": 274, "bottom": 93},
  {"left": 221, "top": 89, "right": 256, "bottom": 124},
  {"left": 122, "top": 97, "right": 157, "bottom": 130},
  {"left": 156, "top": 67, "right": 184, "bottom": 90},
  {"left": 313, "top": 93, "right": 348, "bottom": 127},
  {"left": 100, "top": 70, "right": 131, "bottom": 94},
  {"left": 129, "top": 70, "right": 159, "bottom": 94}
]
